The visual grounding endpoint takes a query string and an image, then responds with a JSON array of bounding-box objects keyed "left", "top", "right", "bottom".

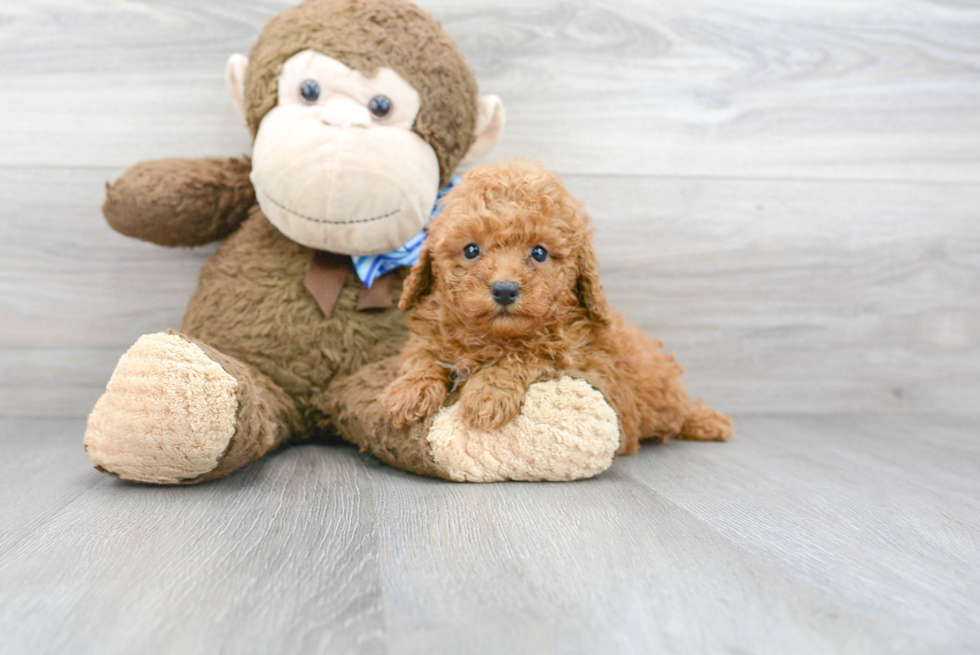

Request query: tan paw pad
[
  {"left": 427, "top": 377, "right": 620, "bottom": 482},
  {"left": 84, "top": 333, "right": 238, "bottom": 484}
]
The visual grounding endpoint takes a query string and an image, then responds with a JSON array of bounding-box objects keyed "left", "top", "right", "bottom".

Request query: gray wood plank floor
[
  {"left": 1, "top": 0, "right": 978, "bottom": 653},
  {"left": 0, "top": 416, "right": 977, "bottom": 654}
]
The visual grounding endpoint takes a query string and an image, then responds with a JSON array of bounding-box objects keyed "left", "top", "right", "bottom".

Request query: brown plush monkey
[{"left": 85, "top": 0, "right": 621, "bottom": 484}]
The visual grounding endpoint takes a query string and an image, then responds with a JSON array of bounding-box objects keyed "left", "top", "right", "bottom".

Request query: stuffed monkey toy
[{"left": 84, "top": 0, "right": 622, "bottom": 484}]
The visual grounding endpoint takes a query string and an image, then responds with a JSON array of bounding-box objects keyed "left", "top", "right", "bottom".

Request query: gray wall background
[{"left": 1, "top": 0, "right": 978, "bottom": 418}]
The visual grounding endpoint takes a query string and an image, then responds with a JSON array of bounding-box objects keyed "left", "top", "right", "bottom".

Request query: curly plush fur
[
  {"left": 382, "top": 161, "right": 733, "bottom": 455},
  {"left": 87, "top": 0, "right": 483, "bottom": 483}
]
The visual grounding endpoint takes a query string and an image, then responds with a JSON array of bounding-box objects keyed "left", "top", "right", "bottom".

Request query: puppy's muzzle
[{"left": 490, "top": 281, "right": 520, "bottom": 307}]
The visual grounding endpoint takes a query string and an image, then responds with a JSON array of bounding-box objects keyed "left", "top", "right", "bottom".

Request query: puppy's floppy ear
[
  {"left": 576, "top": 239, "right": 612, "bottom": 325},
  {"left": 399, "top": 244, "right": 435, "bottom": 312}
]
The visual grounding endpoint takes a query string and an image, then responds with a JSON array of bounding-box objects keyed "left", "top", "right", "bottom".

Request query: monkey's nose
[
  {"left": 320, "top": 99, "right": 371, "bottom": 128},
  {"left": 490, "top": 281, "right": 520, "bottom": 306}
]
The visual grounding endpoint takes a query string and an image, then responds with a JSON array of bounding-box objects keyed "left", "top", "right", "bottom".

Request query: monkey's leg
[
  {"left": 317, "top": 357, "right": 621, "bottom": 482},
  {"left": 85, "top": 332, "right": 300, "bottom": 484}
]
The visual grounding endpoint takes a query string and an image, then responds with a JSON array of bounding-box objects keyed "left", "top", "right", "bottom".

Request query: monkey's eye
[
  {"left": 299, "top": 79, "right": 321, "bottom": 104},
  {"left": 531, "top": 245, "right": 548, "bottom": 263},
  {"left": 368, "top": 95, "right": 392, "bottom": 118},
  {"left": 463, "top": 244, "right": 480, "bottom": 260}
]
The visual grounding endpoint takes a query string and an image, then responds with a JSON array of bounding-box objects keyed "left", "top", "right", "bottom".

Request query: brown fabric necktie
[{"left": 303, "top": 251, "right": 397, "bottom": 318}]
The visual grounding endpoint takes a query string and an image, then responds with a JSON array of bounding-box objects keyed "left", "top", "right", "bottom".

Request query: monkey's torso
[{"left": 180, "top": 207, "right": 410, "bottom": 431}]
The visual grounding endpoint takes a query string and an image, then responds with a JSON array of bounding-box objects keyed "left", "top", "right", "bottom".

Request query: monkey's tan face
[{"left": 250, "top": 50, "right": 441, "bottom": 255}]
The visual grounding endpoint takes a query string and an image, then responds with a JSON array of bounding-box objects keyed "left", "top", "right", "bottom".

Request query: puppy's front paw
[
  {"left": 381, "top": 375, "right": 447, "bottom": 427},
  {"left": 458, "top": 381, "right": 524, "bottom": 431}
]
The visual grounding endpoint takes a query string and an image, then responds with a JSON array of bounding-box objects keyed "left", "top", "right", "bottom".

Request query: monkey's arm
[{"left": 103, "top": 157, "right": 255, "bottom": 247}]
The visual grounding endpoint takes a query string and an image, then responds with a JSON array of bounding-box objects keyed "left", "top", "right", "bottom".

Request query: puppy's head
[{"left": 401, "top": 160, "right": 611, "bottom": 338}]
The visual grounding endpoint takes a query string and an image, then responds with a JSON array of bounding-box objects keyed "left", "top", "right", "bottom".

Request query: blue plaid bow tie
[{"left": 352, "top": 176, "right": 460, "bottom": 288}]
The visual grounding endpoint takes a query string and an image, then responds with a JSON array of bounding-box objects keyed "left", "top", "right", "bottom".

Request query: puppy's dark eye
[
  {"left": 300, "top": 79, "right": 321, "bottom": 103},
  {"left": 463, "top": 244, "right": 480, "bottom": 260},
  {"left": 368, "top": 95, "right": 392, "bottom": 118},
  {"left": 531, "top": 245, "right": 548, "bottom": 263}
]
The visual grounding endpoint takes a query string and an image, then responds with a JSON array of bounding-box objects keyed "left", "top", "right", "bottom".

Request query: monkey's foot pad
[
  {"left": 427, "top": 377, "right": 620, "bottom": 482},
  {"left": 85, "top": 333, "right": 239, "bottom": 484}
]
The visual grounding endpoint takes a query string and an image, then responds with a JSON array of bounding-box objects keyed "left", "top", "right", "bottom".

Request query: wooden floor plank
[
  {"left": 1, "top": 417, "right": 976, "bottom": 654},
  {"left": 0, "top": 418, "right": 100, "bottom": 555},
  {"left": 368, "top": 467, "right": 871, "bottom": 654},
  {"left": 0, "top": 429, "right": 386, "bottom": 655},
  {"left": 619, "top": 415, "right": 980, "bottom": 653}
]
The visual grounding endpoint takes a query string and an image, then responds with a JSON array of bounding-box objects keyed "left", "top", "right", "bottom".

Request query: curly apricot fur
[{"left": 387, "top": 160, "right": 733, "bottom": 450}]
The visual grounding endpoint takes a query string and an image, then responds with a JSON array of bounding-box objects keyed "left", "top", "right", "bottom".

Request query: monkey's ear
[
  {"left": 399, "top": 245, "right": 435, "bottom": 312},
  {"left": 225, "top": 54, "right": 249, "bottom": 121},
  {"left": 576, "top": 241, "right": 613, "bottom": 326},
  {"left": 459, "top": 95, "right": 506, "bottom": 167}
]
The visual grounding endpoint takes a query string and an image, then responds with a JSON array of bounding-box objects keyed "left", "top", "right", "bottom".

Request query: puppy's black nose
[{"left": 490, "top": 281, "right": 520, "bottom": 306}]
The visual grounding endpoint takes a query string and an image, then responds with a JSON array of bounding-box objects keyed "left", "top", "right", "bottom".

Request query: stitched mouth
[{"left": 259, "top": 188, "right": 402, "bottom": 225}]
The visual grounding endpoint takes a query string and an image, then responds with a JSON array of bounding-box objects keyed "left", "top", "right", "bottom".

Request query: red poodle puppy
[{"left": 381, "top": 160, "right": 732, "bottom": 455}]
